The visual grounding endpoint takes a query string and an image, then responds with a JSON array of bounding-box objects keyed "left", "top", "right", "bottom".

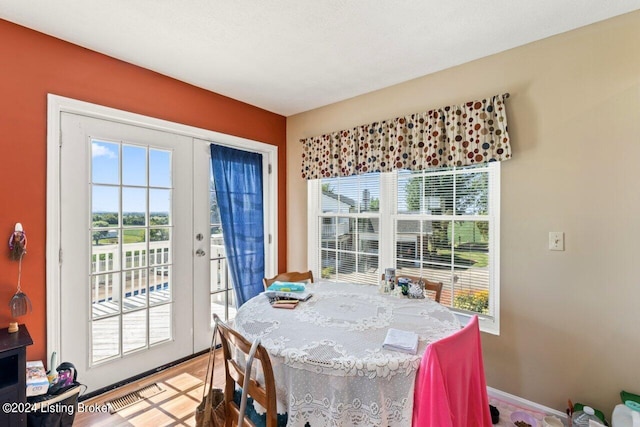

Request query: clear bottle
[
  {"left": 379, "top": 278, "right": 388, "bottom": 294},
  {"left": 572, "top": 406, "right": 601, "bottom": 426}
]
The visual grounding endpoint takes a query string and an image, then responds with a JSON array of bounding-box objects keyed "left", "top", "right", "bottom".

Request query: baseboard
[{"left": 488, "top": 386, "right": 569, "bottom": 420}]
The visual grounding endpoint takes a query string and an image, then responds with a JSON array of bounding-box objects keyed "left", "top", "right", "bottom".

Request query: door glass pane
[
  {"left": 122, "top": 145, "right": 147, "bottom": 186},
  {"left": 149, "top": 227, "right": 171, "bottom": 266},
  {"left": 150, "top": 189, "right": 171, "bottom": 226},
  {"left": 92, "top": 141, "right": 119, "bottom": 185},
  {"left": 149, "top": 243, "right": 170, "bottom": 269},
  {"left": 210, "top": 290, "right": 237, "bottom": 324},
  {"left": 211, "top": 293, "right": 226, "bottom": 322},
  {"left": 149, "top": 149, "right": 171, "bottom": 188},
  {"left": 90, "top": 139, "right": 174, "bottom": 365},
  {"left": 150, "top": 266, "right": 171, "bottom": 305},
  {"left": 123, "top": 188, "right": 146, "bottom": 226},
  {"left": 92, "top": 231, "right": 120, "bottom": 273},
  {"left": 210, "top": 252, "right": 227, "bottom": 293},
  {"left": 123, "top": 228, "right": 147, "bottom": 269},
  {"left": 123, "top": 269, "right": 148, "bottom": 312},
  {"left": 150, "top": 305, "right": 171, "bottom": 345},
  {"left": 93, "top": 186, "right": 120, "bottom": 225},
  {"left": 123, "top": 310, "right": 147, "bottom": 353},
  {"left": 91, "top": 273, "right": 121, "bottom": 319},
  {"left": 92, "top": 317, "right": 120, "bottom": 364}
]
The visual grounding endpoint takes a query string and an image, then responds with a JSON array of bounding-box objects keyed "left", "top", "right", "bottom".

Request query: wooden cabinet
[{"left": 0, "top": 324, "right": 33, "bottom": 427}]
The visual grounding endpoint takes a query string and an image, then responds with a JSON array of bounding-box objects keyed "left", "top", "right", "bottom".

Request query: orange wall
[{"left": 0, "top": 19, "right": 287, "bottom": 362}]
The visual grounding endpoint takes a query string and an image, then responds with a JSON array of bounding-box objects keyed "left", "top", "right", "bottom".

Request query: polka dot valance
[{"left": 301, "top": 93, "right": 511, "bottom": 179}]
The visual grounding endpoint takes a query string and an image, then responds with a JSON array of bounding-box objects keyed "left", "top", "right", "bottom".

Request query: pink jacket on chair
[{"left": 412, "top": 315, "right": 492, "bottom": 427}]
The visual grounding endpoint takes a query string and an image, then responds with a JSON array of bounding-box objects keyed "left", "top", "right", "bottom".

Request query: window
[
  {"left": 308, "top": 163, "right": 500, "bottom": 333},
  {"left": 315, "top": 173, "right": 380, "bottom": 285}
]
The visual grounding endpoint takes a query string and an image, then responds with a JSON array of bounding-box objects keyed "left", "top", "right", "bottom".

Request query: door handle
[{"left": 195, "top": 248, "right": 206, "bottom": 257}]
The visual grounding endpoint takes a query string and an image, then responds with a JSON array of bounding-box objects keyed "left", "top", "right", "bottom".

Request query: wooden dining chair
[
  {"left": 381, "top": 274, "right": 443, "bottom": 303},
  {"left": 213, "top": 314, "right": 278, "bottom": 427},
  {"left": 262, "top": 270, "right": 314, "bottom": 291}
]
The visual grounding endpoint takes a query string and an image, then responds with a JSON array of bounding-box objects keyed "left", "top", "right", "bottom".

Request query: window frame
[
  {"left": 308, "top": 163, "right": 500, "bottom": 335},
  {"left": 308, "top": 173, "right": 383, "bottom": 285}
]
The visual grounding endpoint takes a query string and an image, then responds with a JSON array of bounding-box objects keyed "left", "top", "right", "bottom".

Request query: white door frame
[{"left": 47, "top": 94, "right": 278, "bottom": 364}]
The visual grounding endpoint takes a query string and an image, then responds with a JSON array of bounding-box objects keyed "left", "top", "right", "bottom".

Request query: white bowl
[{"left": 542, "top": 415, "right": 564, "bottom": 427}]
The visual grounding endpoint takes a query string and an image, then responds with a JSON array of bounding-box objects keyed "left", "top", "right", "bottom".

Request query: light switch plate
[{"left": 549, "top": 232, "right": 564, "bottom": 251}]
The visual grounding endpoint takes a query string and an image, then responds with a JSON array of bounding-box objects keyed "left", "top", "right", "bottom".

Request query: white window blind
[
  {"left": 308, "top": 163, "right": 500, "bottom": 333},
  {"left": 316, "top": 173, "right": 380, "bottom": 285},
  {"left": 395, "top": 164, "right": 498, "bottom": 329}
]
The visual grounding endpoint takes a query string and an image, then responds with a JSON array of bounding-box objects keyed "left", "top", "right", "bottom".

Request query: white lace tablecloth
[{"left": 234, "top": 281, "right": 461, "bottom": 427}]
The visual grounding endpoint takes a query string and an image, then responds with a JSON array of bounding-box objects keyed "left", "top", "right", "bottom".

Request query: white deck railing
[
  {"left": 91, "top": 240, "right": 230, "bottom": 306},
  {"left": 90, "top": 238, "right": 234, "bottom": 362}
]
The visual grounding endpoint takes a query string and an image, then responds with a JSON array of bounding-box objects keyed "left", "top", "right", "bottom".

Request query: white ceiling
[{"left": 2, "top": 1, "right": 640, "bottom": 116}]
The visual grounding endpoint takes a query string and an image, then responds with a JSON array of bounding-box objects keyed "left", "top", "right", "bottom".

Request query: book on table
[
  {"left": 266, "top": 282, "right": 307, "bottom": 292},
  {"left": 271, "top": 300, "right": 299, "bottom": 309}
]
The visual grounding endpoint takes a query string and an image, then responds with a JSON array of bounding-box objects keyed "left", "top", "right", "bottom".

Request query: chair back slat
[
  {"left": 214, "top": 314, "right": 277, "bottom": 427},
  {"left": 263, "top": 270, "right": 314, "bottom": 290}
]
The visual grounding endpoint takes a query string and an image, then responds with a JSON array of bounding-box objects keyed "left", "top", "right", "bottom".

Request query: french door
[
  {"left": 48, "top": 96, "right": 277, "bottom": 393},
  {"left": 57, "top": 113, "right": 210, "bottom": 392}
]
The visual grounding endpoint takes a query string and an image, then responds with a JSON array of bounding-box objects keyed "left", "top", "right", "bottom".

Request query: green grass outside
[
  {"left": 448, "top": 221, "right": 488, "bottom": 245},
  {"left": 123, "top": 229, "right": 146, "bottom": 243},
  {"left": 439, "top": 249, "right": 488, "bottom": 268},
  {"left": 429, "top": 221, "right": 489, "bottom": 268},
  {"left": 96, "top": 229, "right": 146, "bottom": 245}
]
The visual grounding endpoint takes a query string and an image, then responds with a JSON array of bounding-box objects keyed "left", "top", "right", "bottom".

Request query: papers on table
[
  {"left": 265, "top": 282, "right": 312, "bottom": 305},
  {"left": 264, "top": 289, "right": 313, "bottom": 302},
  {"left": 382, "top": 328, "right": 419, "bottom": 354}
]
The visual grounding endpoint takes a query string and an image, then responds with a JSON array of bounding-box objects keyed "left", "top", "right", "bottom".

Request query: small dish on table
[{"left": 511, "top": 410, "right": 538, "bottom": 427}]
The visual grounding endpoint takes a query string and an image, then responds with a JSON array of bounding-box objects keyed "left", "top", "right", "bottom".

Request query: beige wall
[{"left": 286, "top": 11, "right": 640, "bottom": 417}]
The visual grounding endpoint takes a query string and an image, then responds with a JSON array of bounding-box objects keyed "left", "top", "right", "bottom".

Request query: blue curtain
[{"left": 210, "top": 144, "right": 265, "bottom": 307}]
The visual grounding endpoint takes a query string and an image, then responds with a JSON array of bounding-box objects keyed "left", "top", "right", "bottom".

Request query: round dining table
[{"left": 234, "top": 280, "right": 461, "bottom": 427}]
